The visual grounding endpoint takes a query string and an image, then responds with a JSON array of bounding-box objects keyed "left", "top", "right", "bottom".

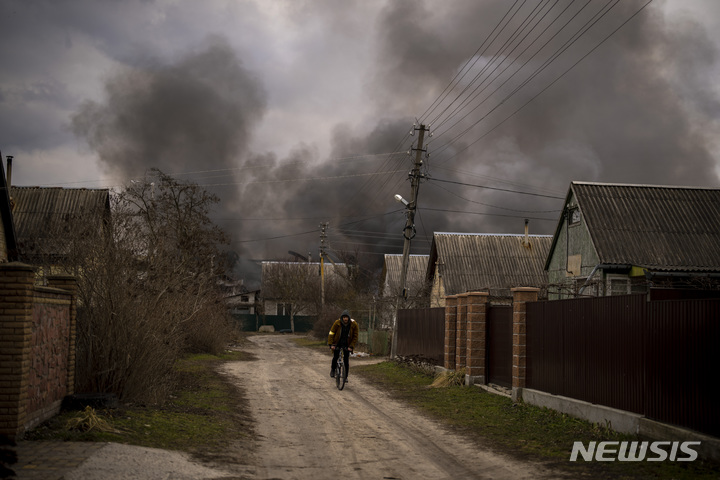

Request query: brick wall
[
  {"left": 443, "top": 287, "right": 539, "bottom": 392},
  {"left": 0, "top": 263, "right": 76, "bottom": 439}
]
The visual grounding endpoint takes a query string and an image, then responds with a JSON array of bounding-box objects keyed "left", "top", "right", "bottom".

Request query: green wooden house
[{"left": 545, "top": 182, "right": 720, "bottom": 299}]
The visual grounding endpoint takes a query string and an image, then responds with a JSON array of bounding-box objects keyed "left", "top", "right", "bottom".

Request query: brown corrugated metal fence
[
  {"left": 397, "top": 308, "right": 445, "bottom": 364},
  {"left": 487, "top": 305, "right": 512, "bottom": 388},
  {"left": 526, "top": 294, "right": 719, "bottom": 437}
]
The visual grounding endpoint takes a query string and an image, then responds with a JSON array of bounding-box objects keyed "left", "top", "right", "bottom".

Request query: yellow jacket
[{"left": 327, "top": 312, "right": 359, "bottom": 349}]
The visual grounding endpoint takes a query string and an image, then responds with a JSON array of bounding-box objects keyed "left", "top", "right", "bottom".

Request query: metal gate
[{"left": 487, "top": 305, "right": 512, "bottom": 388}]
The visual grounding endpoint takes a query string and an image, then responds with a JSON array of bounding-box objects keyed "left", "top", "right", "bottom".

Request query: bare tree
[{"left": 55, "top": 169, "right": 233, "bottom": 402}]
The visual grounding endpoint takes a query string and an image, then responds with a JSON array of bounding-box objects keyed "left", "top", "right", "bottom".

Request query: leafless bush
[{"left": 54, "top": 170, "right": 233, "bottom": 402}]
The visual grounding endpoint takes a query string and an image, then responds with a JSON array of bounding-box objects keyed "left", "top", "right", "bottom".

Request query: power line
[
  {"left": 431, "top": 165, "right": 566, "bottom": 196},
  {"left": 421, "top": 207, "right": 557, "bottom": 222},
  {"left": 419, "top": 0, "right": 525, "bottom": 124},
  {"left": 231, "top": 209, "right": 405, "bottom": 244},
  {"left": 432, "top": 0, "right": 616, "bottom": 155},
  {"left": 433, "top": 0, "right": 655, "bottom": 165},
  {"left": 427, "top": 177, "right": 564, "bottom": 199},
  {"left": 20, "top": 151, "right": 409, "bottom": 189},
  {"left": 428, "top": 0, "right": 558, "bottom": 131},
  {"left": 425, "top": 180, "right": 562, "bottom": 213},
  {"left": 431, "top": 0, "right": 584, "bottom": 139}
]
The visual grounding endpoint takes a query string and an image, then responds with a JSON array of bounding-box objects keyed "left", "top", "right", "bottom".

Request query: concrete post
[
  {"left": 0, "top": 263, "right": 36, "bottom": 440},
  {"left": 511, "top": 287, "right": 539, "bottom": 402},
  {"left": 443, "top": 295, "right": 458, "bottom": 370},
  {"left": 465, "top": 291, "right": 488, "bottom": 386}
]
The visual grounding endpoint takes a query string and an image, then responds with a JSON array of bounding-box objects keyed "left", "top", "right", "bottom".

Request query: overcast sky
[{"left": 1, "top": 0, "right": 720, "bottom": 285}]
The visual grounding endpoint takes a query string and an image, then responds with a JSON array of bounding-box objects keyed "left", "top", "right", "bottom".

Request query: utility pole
[
  {"left": 319, "top": 222, "right": 328, "bottom": 306},
  {"left": 399, "top": 123, "right": 428, "bottom": 300},
  {"left": 392, "top": 123, "right": 429, "bottom": 358}
]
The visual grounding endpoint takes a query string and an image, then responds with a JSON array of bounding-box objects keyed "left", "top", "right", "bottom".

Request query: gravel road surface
[{"left": 222, "top": 334, "right": 557, "bottom": 480}]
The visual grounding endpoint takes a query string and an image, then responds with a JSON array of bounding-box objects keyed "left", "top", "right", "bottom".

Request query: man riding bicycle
[{"left": 328, "top": 310, "right": 359, "bottom": 380}]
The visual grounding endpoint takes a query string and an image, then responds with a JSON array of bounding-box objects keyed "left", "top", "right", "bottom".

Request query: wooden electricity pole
[{"left": 392, "top": 124, "right": 429, "bottom": 358}]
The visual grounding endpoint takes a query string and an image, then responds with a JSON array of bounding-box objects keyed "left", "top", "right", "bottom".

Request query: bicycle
[{"left": 332, "top": 346, "right": 349, "bottom": 390}]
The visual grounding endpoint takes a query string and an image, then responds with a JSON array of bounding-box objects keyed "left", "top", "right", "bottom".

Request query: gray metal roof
[
  {"left": 10, "top": 186, "right": 110, "bottom": 260},
  {"left": 570, "top": 182, "right": 720, "bottom": 271},
  {"left": 428, "top": 233, "right": 552, "bottom": 296},
  {"left": 381, "top": 254, "right": 429, "bottom": 297}
]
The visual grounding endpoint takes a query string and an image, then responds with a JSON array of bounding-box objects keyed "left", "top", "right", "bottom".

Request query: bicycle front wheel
[{"left": 337, "top": 361, "right": 346, "bottom": 390}]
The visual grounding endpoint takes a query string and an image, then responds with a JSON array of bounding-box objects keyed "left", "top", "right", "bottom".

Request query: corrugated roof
[
  {"left": 11, "top": 186, "right": 110, "bottom": 259},
  {"left": 429, "top": 233, "right": 552, "bottom": 296},
  {"left": 382, "top": 254, "right": 429, "bottom": 297},
  {"left": 571, "top": 182, "right": 720, "bottom": 271}
]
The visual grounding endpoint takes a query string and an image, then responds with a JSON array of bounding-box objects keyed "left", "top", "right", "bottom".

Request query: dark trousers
[{"left": 331, "top": 347, "right": 350, "bottom": 378}]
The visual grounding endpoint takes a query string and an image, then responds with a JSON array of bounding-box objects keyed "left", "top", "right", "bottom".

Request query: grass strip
[
  {"left": 25, "top": 350, "right": 253, "bottom": 457},
  {"left": 354, "top": 360, "right": 720, "bottom": 480}
]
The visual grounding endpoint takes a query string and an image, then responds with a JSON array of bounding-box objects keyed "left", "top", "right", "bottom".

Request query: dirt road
[{"left": 223, "top": 334, "right": 557, "bottom": 480}]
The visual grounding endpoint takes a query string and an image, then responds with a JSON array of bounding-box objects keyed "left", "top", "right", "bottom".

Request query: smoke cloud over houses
[{"left": 3, "top": 1, "right": 720, "bottom": 285}]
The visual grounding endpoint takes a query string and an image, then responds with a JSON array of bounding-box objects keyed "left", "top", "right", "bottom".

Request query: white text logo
[{"left": 570, "top": 441, "right": 700, "bottom": 462}]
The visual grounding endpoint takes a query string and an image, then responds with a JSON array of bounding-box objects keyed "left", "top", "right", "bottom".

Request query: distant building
[
  {"left": 217, "top": 276, "right": 260, "bottom": 314},
  {"left": 379, "top": 254, "right": 429, "bottom": 302},
  {"left": 426, "top": 232, "right": 552, "bottom": 306},
  {"left": 545, "top": 181, "right": 720, "bottom": 299},
  {"left": 260, "top": 260, "right": 347, "bottom": 317}
]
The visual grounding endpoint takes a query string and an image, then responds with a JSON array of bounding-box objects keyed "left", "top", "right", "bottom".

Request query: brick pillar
[
  {"left": 0, "top": 263, "right": 36, "bottom": 440},
  {"left": 455, "top": 293, "right": 469, "bottom": 369},
  {"left": 443, "top": 295, "right": 458, "bottom": 370},
  {"left": 511, "top": 287, "right": 539, "bottom": 402},
  {"left": 47, "top": 275, "right": 78, "bottom": 396},
  {"left": 465, "top": 291, "right": 488, "bottom": 386}
]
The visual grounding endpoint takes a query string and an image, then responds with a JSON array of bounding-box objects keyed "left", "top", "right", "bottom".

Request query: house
[
  {"left": 379, "top": 254, "right": 429, "bottom": 301},
  {"left": 217, "top": 275, "right": 260, "bottom": 315},
  {"left": 426, "top": 231, "right": 552, "bottom": 306},
  {"left": 10, "top": 186, "right": 110, "bottom": 275},
  {"left": 225, "top": 289, "right": 261, "bottom": 315},
  {"left": 545, "top": 181, "right": 720, "bottom": 299},
  {"left": 376, "top": 254, "right": 429, "bottom": 329}
]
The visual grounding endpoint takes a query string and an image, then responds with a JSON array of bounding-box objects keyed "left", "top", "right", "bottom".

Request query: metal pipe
[{"left": 6, "top": 155, "right": 13, "bottom": 188}]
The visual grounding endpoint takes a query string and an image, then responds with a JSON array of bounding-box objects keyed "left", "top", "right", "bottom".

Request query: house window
[
  {"left": 569, "top": 208, "right": 581, "bottom": 225},
  {"left": 276, "top": 303, "right": 292, "bottom": 316},
  {"left": 241, "top": 295, "right": 249, "bottom": 302},
  {"left": 607, "top": 276, "right": 630, "bottom": 296}
]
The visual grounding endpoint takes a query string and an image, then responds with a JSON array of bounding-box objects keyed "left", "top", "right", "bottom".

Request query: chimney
[
  {"left": 6, "top": 155, "right": 12, "bottom": 188},
  {"left": 523, "top": 219, "right": 530, "bottom": 248}
]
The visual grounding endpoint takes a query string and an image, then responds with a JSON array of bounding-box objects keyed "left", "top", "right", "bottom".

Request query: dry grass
[
  {"left": 65, "top": 406, "right": 124, "bottom": 434},
  {"left": 429, "top": 368, "right": 466, "bottom": 388}
]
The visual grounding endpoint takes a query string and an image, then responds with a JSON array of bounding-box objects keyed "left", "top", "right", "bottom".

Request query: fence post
[
  {"left": 444, "top": 295, "right": 458, "bottom": 370},
  {"left": 511, "top": 287, "right": 539, "bottom": 402},
  {"left": 0, "top": 262, "right": 36, "bottom": 440},
  {"left": 46, "top": 275, "right": 78, "bottom": 397},
  {"left": 465, "top": 291, "right": 488, "bottom": 385},
  {"left": 455, "top": 293, "right": 469, "bottom": 369}
]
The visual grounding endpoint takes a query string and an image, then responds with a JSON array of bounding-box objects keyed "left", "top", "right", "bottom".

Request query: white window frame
[{"left": 606, "top": 274, "right": 631, "bottom": 296}]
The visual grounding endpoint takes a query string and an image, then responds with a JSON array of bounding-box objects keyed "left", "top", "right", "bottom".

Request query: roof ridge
[
  {"left": 572, "top": 181, "right": 720, "bottom": 191},
  {"left": 435, "top": 232, "right": 552, "bottom": 237}
]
